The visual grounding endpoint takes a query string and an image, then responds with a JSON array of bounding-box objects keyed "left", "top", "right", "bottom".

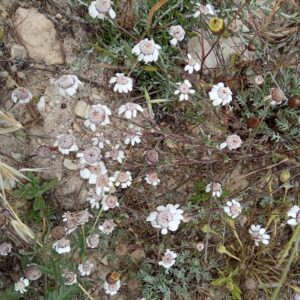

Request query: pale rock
[
  {"left": 63, "top": 159, "right": 79, "bottom": 171},
  {"left": 17, "top": 71, "right": 26, "bottom": 80},
  {"left": 10, "top": 152, "right": 22, "bottom": 160},
  {"left": 188, "top": 34, "right": 253, "bottom": 72},
  {"left": 37, "top": 96, "right": 46, "bottom": 113},
  {"left": 10, "top": 44, "right": 27, "bottom": 60},
  {"left": 13, "top": 7, "right": 64, "bottom": 65},
  {"left": 74, "top": 100, "right": 90, "bottom": 118}
]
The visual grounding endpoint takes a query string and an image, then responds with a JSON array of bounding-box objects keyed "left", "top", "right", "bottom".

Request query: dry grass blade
[
  {"left": 10, "top": 219, "right": 37, "bottom": 244},
  {"left": 147, "top": 0, "right": 168, "bottom": 27},
  {"left": 0, "top": 110, "right": 23, "bottom": 134}
]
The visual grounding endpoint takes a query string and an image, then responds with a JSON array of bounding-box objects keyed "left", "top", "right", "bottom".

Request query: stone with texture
[
  {"left": 74, "top": 100, "right": 90, "bottom": 118},
  {"left": 10, "top": 44, "right": 27, "bottom": 60},
  {"left": 13, "top": 7, "right": 64, "bottom": 65}
]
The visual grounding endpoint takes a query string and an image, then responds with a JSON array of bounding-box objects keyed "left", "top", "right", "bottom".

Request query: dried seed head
[
  {"left": 106, "top": 272, "right": 120, "bottom": 284},
  {"left": 270, "top": 88, "right": 285, "bottom": 103},
  {"left": 115, "top": 243, "right": 128, "bottom": 256},
  {"left": 51, "top": 226, "right": 65, "bottom": 240},
  {"left": 145, "top": 149, "right": 159, "bottom": 165},
  {"left": 209, "top": 17, "right": 224, "bottom": 34},
  {"left": 245, "top": 278, "right": 257, "bottom": 290},
  {"left": 247, "top": 43, "right": 256, "bottom": 51},
  {"left": 25, "top": 264, "right": 42, "bottom": 281},
  {"left": 247, "top": 116, "right": 260, "bottom": 129},
  {"left": 288, "top": 96, "right": 300, "bottom": 109}
]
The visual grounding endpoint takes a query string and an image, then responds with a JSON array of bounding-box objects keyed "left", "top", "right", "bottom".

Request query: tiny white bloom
[
  {"left": 54, "top": 133, "right": 78, "bottom": 155},
  {"left": 14, "top": 277, "right": 29, "bottom": 294},
  {"left": 0, "top": 242, "right": 12, "bottom": 256},
  {"left": 193, "top": 3, "right": 215, "bottom": 18},
  {"left": 174, "top": 79, "right": 195, "bottom": 101},
  {"left": 287, "top": 205, "right": 300, "bottom": 226},
  {"left": 124, "top": 124, "right": 142, "bottom": 146},
  {"left": 92, "top": 133, "right": 110, "bottom": 149},
  {"left": 132, "top": 38, "right": 161, "bottom": 63},
  {"left": 169, "top": 25, "right": 185, "bottom": 46},
  {"left": 78, "top": 261, "right": 94, "bottom": 277},
  {"left": 99, "top": 219, "right": 116, "bottom": 234},
  {"left": 63, "top": 272, "right": 77, "bottom": 286},
  {"left": 118, "top": 102, "right": 144, "bottom": 119},
  {"left": 88, "top": 0, "right": 116, "bottom": 20},
  {"left": 184, "top": 54, "right": 200, "bottom": 74},
  {"left": 205, "top": 182, "right": 222, "bottom": 197},
  {"left": 220, "top": 134, "right": 242, "bottom": 150},
  {"left": 255, "top": 75, "right": 264, "bottom": 85},
  {"left": 84, "top": 104, "right": 112, "bottom": 131},
  {"left": 11, "top": 87, "right": 32, "bottom": 104},
  {"left": 52, "top": 238, "right": 71, "bottom": 254},
  {"left": 223, "top": 199, "right": 242, "bottom": 219},
  {"left": 95, "top": 172, "right": 115, "bottom": 195},
  {"left": 145, "top": 171, "right": 160, "bottom": 186},
  {"left": 77, "top": 147, "right": 102, "bottom": 166},
  {"left": 87, "top": 190, "right": 102, "bottom": 209},
  {"left": 104, "top": 280, "right": 121, "bottom": 296},
  {"left": 55, "top": 75, "right": 83, "bottom": 97},
  {"left": 146, "top": 204, "right": 184, "bottom": 235},
  {"left": 109, "top": 73, "right": 133, "bottom": 93},
  {"left": 86, "top": 234, "right": 100, "bottom": 248},
  {"left": 101, "top": 194, "right": 119, "bottom": 211},
  {"left": 105, "top": 144, "right": 125, "bottom": 164},
  {"left": 113, "top": 171, "right": 132, "bottom": 189},
  {"left": 209, "top": 82, "right": 233, "bottom": 106},
  {"left": 80, "top": 161, "right": 107, "bottom": 184},
  {"left": 249, "top": 224, "right": 270, "bottom": 246},
  {"left": 159, "top": 249, "right": 177, "bottom": 269}
]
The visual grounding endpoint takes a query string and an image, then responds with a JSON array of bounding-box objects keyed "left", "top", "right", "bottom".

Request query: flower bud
[
  {"left": 209, "top": 18, "right": 225, "bottom": 35},
  {"left": 279, "top": 169, "right": 290, "bottom": 183},
  {"left": 288, "top": 96, "right": 300, "bottom": 109}
]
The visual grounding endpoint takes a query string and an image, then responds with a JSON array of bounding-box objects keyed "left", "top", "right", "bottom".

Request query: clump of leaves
[{"left": 13, "top": 172, "right": 57, "bottom": 224}]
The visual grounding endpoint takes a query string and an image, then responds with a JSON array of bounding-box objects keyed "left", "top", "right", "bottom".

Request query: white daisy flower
[
  {"left": 86, "top": 234, "right": 100, "bottom": 248},
  {"left": 124, "top": 124, "right": 142, "bottom": 146},
  {"left": 184, "top": 54, "right": 201, "bottom": 74},
  {"left": 132, "top": 38, "right": 161, "bottom": 63},
  {"left": 174, "top": 79, "right": 195, "bottom": 101},
  {"left": 55, "top": 75, "right": 83, "bottom": 97},
  {"left": 113, "top": 171, "right": 132, "bottom": 189},
  {"left": 11, "top": 87, "right": 32, "bottom": 104},
  {"left": 249, "top": 224, "right": 270, "bottom": 246},
  {"left": 205, "top": 182, "right": 222, "bottom": 197},
  {"left": 75, "top": 209, "right": 93, "bottom": 225},
  {"left": 0, "top": 242, "right": 12, "bottom": 256},
  {"left": 80, "top": 161, "right": 107, "bottom": 184},
  {"left": 118, "top": 102, "right": 144, "bottom": 119},
  {"left": 193, "top": 3, "right": 215, "bottom": 18},
  {"left": 63, "top": 272, "right": 77, "bottom": 286},
  {"left": 109, "top": 73, "right": 133, "bottom": 93},
  {"left": 52, "top": 238, "right": 71, "bottom": 254},
  {"left": 145, "top": 171, "right": 160, "bottom": 186},
  {"left": 209, "top": 82, "right": 233, "bottom": 106},
  {"left": 92, "top": 133, "right": 110, "bottom": 149},
  {"left": 87, "top": 190, "right": 102, "bottom": 209},
  {"left": 105, "top": 144, "right": 125, "bottom": 164},
  {"left": 169, "top": 25, "right": 185, "bottom": 46},
  {"left": 104, "top": 280, "right": 121, "bottom": 296},
  {"left": 101, "top": 194, "right": 119, "bottom": 211},
  {"left": 14, "top": 277, "right": 29, "bottom": 294},
  {"left": 88, "top": 0, "right": 116, "bottom": 20},
  {"left": 54, "top": 133, "right": 78, "bottom": 155},
  {"left": 84, "top": 104, "right": 111, "bottom": 131},
  {"left": 78, "top": 261, "right": 94, "bottom": 277},
  {"left": 146, "top": 204, "right": 184, "bottom": 235},
  {"left": 99, "top": 219, "right": 116, "bottom": 235},
  {"left": 159, "top": 249, "right": 177, "bottom": 269},
  {"left": 223, "top": 199, "right": 242, "bottom": 219},
  {"left": 287, "top": 205, "right": 300, "bottom": 226},
  {"left": 77, "top": 147, "right": 102, "bottom": 166},
  {"left": 95, "top": 172, "right": 115, "bottom": 196},
  {"left": 220, "top": 134, "right": 242, "bottom": 150}
]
